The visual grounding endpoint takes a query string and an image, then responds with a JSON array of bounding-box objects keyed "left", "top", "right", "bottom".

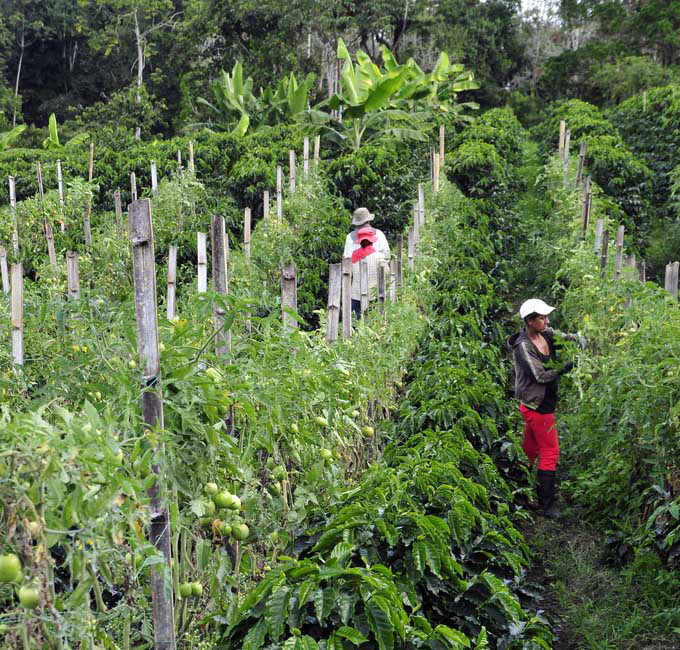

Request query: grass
[{"left": 527, "top": 507, "right": 680, "bottom": 650}]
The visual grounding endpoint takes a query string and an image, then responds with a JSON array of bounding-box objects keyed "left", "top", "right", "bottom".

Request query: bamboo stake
[
  {"left": 359, "top": 260, "right": 369, "bottom": 318},
  {"left": 244, "top": 208, "right": 251, "bottom": 260},
  {"left": 211, "top": 215, "right": 231, "bottom": 356},
  {"left": 408, "top": 228, "right": 415, "bottom": 269},
  {"left": 640, "top": 261, "right": 646, "bottom": 283},
  {"left": 314, "top": 135, "right": 320, "bottom": 166},
  {"left": 439, "top": 124, "right": 445, "bottom": 162},
  {"left": 45, "top": 223, "right": 57, "bottom": 271},
  {"left": 83, "top": 204, "right": 92, "bottom": 248},
  {"left": 396, "top": 235, "right": 403, "bottom": 288},
  {"left": 167, "top": 245, "right": 178, "bottom": 320},
  {"left": 433, "top": 153, "right": 440, "bottom": 194},
  {"left": 377, "top": 265, "right": 386, "bottom": 316},
  {"left": 263, "top": 191, "right": 270, "bottom": 221},
  {"left": 9, "top": 176, "right": 18, "bottom": 254},
  {"left": 88, "top": 142, "right": 94, "bottom": 182},
  {"left": 614, "top": 225, "right": 625, "bottom": 281},
  {"left": 289, "top": 150, "right": 296, "bottom": 193},
  {"left": 127, "top": 198, "right": 176, "bottom": 650},
  {"left": 151, "top": 160, "right": 158, "bottom": 194},
  {"left": 594, "top": 219, "right": 604, "bottom": 253},
  {"left": 326, "top": 263, "right": 341, "bottom": 343},
  {"left": 665, "top": 263, "right": 673, "bottom": 293},
  {"left": 418, "top": 184, "right": 425, "bottom": 226},
  {"left": 66, "top": 251, "right": 80, "bottom": 299},
  {"left": 131, "top": 172, "right": 137, "bottom": 201},
  {"left": 197, "top": 232, "right": 207, "bottom": 293},
  {"left": 563, "top": 129, "right": 571, "bottom": 183},
  {"left": 0, "top": 247, "right": 8, "bottom": 294},
  {"left": 56, "top": 160, "right": 65, "bottom": 206},
  {"left": 575, "top": 142, "right": 587, "bottom": 186},
  {"left": 429, "top": 146, "right": 435, "bottom": 183},
  {"left": 303, "top": 137, "right": 309, "bottom": 180},
  {"left": 559, "top": 120, "right": 566, "bottom": 159},
  {"left": 188, "top": 141, "right": 195, "bottom": 175},
  {"left": 341, "top": 257, "right": 352, "bottom": 338},
  {"left": 281, "top": 263, "right": 298, "bottom": 332},
  {"left": 114, "top": 189, "right": 123, "bottom": 225},
  {"left": 413, "top": 202, "right": 420, "bottom": 243},
  {"left": 11, "top": 263, "right": 23, "bottom": 365},
  {"left": 672, "top": 262, "right": 679, "bottom": 300},
  {"left": 276, "top": 166, "right": 283, "bottom": 222},
  {"left": 600, "top": 230, "right": 609, "bottom": 277},
  {"left": 36, "top": 161, "right": 45, "bottom": 204},
  {"left": 389, "top": 259, "right": 397, "bottom": 302}
]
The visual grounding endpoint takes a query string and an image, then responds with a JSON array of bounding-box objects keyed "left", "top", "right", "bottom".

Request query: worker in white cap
[{"left": 507, "top": 298, "right": 586, "bottom": 519}]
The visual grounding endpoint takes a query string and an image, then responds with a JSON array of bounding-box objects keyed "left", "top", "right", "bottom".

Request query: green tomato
[
  {"left": 190, "top": 582, "right": 203, "bottom": 597},
  {"left": 203, "top": 500, "right": 216, "bottom": 516},
  {"left": 220, "top": 522, "right": 232, "bottom": 537},
  {"left": 266, "top": 457, "right": 276, "bottom": 470},
  {"left": 213, "top": 491, "right": 235, "bottom": 509},
  {"left": 18, "top": 585, "right": 40, "bottom": 609},
  {"left": 227, "top": 495, "right": 241, "bottom": 511},
  {"left": 268, "top": 481, "right": 281, "bottom": 496},
  {"left": 362, "top": 426, "right": 375, "bottom": 438},
  {"left": 314, "top": 416, "right": 328, "bottom": 427},
  {"left": 0, "top": 554, "right": 21, "bottom": 583},
  {"left": 273, "top": 466, "right": 287, "bottom": 481},
  {"left": 232, "top": 523, "right": 250, "bottom": 541},
  {"left": 321, "top": 448, "right": 333, "bottom": 460},
  {"left": 179, "top": 582, "right": 193, "bottom": 598},
  {"left": 204, "top": 482, "right": 219, "bottom": 495},
  {"left": 290, "top": 423, "right": 299, "bottom": 434},
  {"left": 205, "top": 368, "right": 222, "bottom": 382}
]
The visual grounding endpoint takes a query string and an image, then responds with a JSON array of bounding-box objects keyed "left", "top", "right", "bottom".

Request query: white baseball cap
[{"left": 519, "top": 298, "right": 555, "bottom": 320}]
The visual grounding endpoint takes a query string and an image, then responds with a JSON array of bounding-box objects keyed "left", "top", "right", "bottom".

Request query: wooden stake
[
  {"left": 413, "top": 202, "right": 420, "bottom": 243},
  {"left": 341, "top": 257, "right": 352, "bottom": 338},
  {"left": 408, "top": 228, "right": 415, "bottom": 269},
  {"left": 396, "top": 235, "right": 403, "bottom": 288},
  {"left": 289, "top": 150, "right": 296, "bottom": 193},
  {"left": 188, "top": 141, "right": 195, "bottom": 175},
  {"left": 600, "top": 230, "right": 609, "bottom": 277},
  {"left": 11, "top": 263, "right": 23, "bottom": 366},
  {"left": 263, "top": 191, "right": 270, "bottom": 221},
  {"left": 45, "top": 223, "right": 57, "bottom": 271},
  {"left": 88, "top": 142, "right": 94, "bottom": 182},
  {"left": 83, "top": 204, "right": 92, "bottom": 248},
  {"left": 559, "top": 120, "right": 566, "bottom": 159},
  {"left": 276, "top": 166, "right": 283, "bottom": 222},
  {"left": 377, "top": 265, "right": 386, "bottom": 316},
  {"left": 56, "top": 160, "right": 65, "bottom": 206},
  {"left": 0, "top": 247, "right": 8, "bottom": 294},
  {"left": 418, "top": 184, "right": 425, "bottom": 226},
  {"left": 36, "top": 161, "right": 44, "bottom": 204},
  {"left": 643, "top": 90, "right": 647, "bottom": 113},
  {"left": 389, "top": 259, "right": 397, "bottom": 302},
  {"left": 66, "top": 251, "right": 80, "bottom": 299},
  {"left": 563, "top": 129, "right": 571, "bottom": 182},
  {"left": 640, "top": 260, "right": 646, "bottom": 283},
  {"left": 303, "top": 137, "right": 309, "bottom": 180},
  {"left": 326, "top": 263, "right": 341, "bottom": 343},
  {"left": 359, "top": 260, "right": 369, "bottom": 318},
  {"left": 9, "top": 176, "right": 18, "bottom": 255},
  {"left": 575, "top": 142, "right": 587, "bottom": 186},
  {"left": 429, "top": 145, "right": 435, "bottom": 183},
  {"left": 614, "top": 225, "right": 625, "bottom": 281},
  {"left": 439, "top": 124, "right": 445, "bottom": 162},
  {"left": 131, "top": 172, "right": 138, "bottom": 201},
  {"left": 594, "top": 219, "right": 604, "bottom": 253},
  {"left": 244, "top": 208, "right": 251, "bottom": 260},
  {"left": 672, "top": 262, "right": 679, "bottom": 300},
  {"left": 127, "top": 198, "right": 176, "bottom": 650},
  {"left": 281, "top": 263, "right": 298, "bottom": 332},
  {"left": 197, "top": 232, "right": 207, "bottom": 293},
  {"left": 665, "top": 263, "right": 673, "bottom": 293},
  {"left": 433, "top": 153, "right": 440, "bottom": 194},
  {"left": 114, "top": 189, "right": 123, "bottom": 224},
  {"left": 314, "top": 135, "right": 320, "bottom": 166},
  {"left": 166, "top": 244, "right": 177, "bottom": 320},
  {"left": 211, "top": 215, "right": 231, "bottom": 356},
  {"left": 151, "top": 160, "right": 158, "bottom": 194}
]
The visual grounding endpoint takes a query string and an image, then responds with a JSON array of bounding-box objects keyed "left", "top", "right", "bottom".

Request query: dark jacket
[{"left": 507, "top": 327, "right": 579, "bottom": 410}]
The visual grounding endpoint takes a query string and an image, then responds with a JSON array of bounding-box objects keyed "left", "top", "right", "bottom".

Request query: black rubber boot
[{"left": 537, "top": 470, "right": 560, "bottom": 519}]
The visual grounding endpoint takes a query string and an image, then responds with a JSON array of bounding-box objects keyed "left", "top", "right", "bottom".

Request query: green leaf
[
  {"left": 474, "top": 626, "right": 488, "bottom": 650},
  {"left": 266, "top": 586, "right": 291, "bottom": 639},
  {"left": 435, "top": 625, "right": 471, "bottom": 649},
  {"left": 336, "top": 626, "right": 369, "bottom": 645},
  {"left": 232, "top": 113, "right": 250, "bottom": 137},
  {"left": 242, "top": 619, "right": 267, "bottom": 650},
  {"left": 337, "top": 38, "right": 350, "bottom": 61},
  {"left": 366, "top": 600, "right": 394, "bottom": 650}
]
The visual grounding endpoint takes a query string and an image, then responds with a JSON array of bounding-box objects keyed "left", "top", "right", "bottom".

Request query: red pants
[{"left": 519, "top": 404, "right": 559, "bottom": 471}]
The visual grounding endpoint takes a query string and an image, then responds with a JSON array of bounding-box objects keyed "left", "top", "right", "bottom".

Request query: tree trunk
[
  {"left": 134, "top": 8, "right": 144, "bottom": 140},
  {"left": 13, "top": 29, "right": 25, "bottom": 127}
]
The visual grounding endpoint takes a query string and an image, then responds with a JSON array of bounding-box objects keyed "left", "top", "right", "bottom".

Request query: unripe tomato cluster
[{"left": 199, "top": 483, "right": 249, "bottom": 543}]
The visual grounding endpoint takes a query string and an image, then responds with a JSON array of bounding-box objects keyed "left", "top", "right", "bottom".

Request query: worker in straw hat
[
  {"left": 343, "top": 207, "right": 390, "bottom": 261},
  {"left": 507, "top": 298, "right": 586, "bottom": 519}
]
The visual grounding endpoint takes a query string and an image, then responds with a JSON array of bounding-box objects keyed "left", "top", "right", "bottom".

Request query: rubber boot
[{"left": 537, "top": 470, "right": 560, "bottom": 519}]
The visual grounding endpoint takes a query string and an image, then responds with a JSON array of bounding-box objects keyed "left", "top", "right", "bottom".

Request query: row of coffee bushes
[{"left": 219, "top": 177, "right": 553, "bottom": 650}]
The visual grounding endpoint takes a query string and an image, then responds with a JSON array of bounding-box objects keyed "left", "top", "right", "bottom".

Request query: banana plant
[
  {"left": 196, "top": 62, "right": 256, "bottom": 136},
  {"left": 259, "top": 72, "right": 315, "bottom": 125},
  {"left": 42, "top": 113, "right": 90, "bottom": 150},
  {"left": 0, "top": 124, "right": 26, "bottom": 151}
]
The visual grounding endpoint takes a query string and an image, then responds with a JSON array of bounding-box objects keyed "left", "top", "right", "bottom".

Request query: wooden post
[
  {"left": 0, "top": 247, "right": 8, "bottom": 294},
  {"left": 83, "top": 204, "right": 92, "bottom": 248},
  {"left": 36, "top": 161, "right": 45, "bottom": 204},
  {"left": 326, "top": 263, "right": 341, "bottom": 343},
  {"left": 11, "top": 263, "right": 23, "bottom": 366},
  {"left": 600, "top": 230, "right": 609, "bottom": 277},
  {"left": 131, "top": 172, "right": 138, "bottom": 201},
  {"left": 314, "top": 135, "right": 320, "bottom": 166},
  {"left": 439, "top": 124, "right": 445, "bottom": 162},
  {"left": 433, "top": 153, "right": 440, "bottom": 194},
  {"left": 188, "top": 141, "right": 195, "bottom": 175},
  {"left": 45, "top": 223, "right": 57, "bottom": 271},
  {"left": 665, "top": 263, "right": 673, "bottom": 293},
  {"left": 671, "top": 262, "right": 679, "bottom": 300},
  {"left": 88, "top": 142, "right": 94, "bottom": 182},
  {"left": 429, "top": 146, "right": 435, "bottom": 183},
  {"left": 413, "top": 202, "right": 420, "bottom": 243},
  {"left": 263, "top": 191, "right": 270, "bottom": 221},
  {"left": 114, "top": 189, "right": 123, "bottom": 224},
  {"left": 151, "top": 160, "right": 158, "bottom": 194},
  {"left": 127, "top": 199, "right": 176, "bottom": 650},
  {"left": 281, "top": 263, "right": 298, "bottom": 332},
  {"left": 614, "top": 225, "right": 625, "bottom": 281},
  {"left": 640, "top": 261, "right": 646, "bottom": 283},
  {"left": 643, "top": 90, "right": 647, "bottom": 113},
  {"left": 211, "top": 215, "right": 231, "bottom": 356},
  {"left": 303, "top": 137, "right": 309, "bottom": 180},
  {"left": 166, "top": 245, "right": 178, "bottom": 320},
  {"left": 418, "top": 184, "right": 425, "bottom": 226},
  {"left": 177, "top": 149, "right": 182, "bottom": 171},
  {"left": 377, "top": 265, "right": 386, "bottom": 316},
  {"left": 359, "top": 260, "right": 369, "bottom": 318},
  {"left": 563, "top": 129, "right": 571, "bottom": 183},
  {"left": 594, "top": 219, "right": 604, "bottom": 253},
  {"left": 9, "top": 176, "right": 18, "bottom": 254},
  {"left": 408, "top": 228, "right": 415, "bottom": 269},
  {"left": 341, "top": 257, "right": 352, "bottom": 338},
  {"left": 625, "top": 254, "right": 636, "bottom": 271},
  {"left": 559, "top": 120, "right": 566, "bottom": 159},
  {"left": 581, "top": 176, "right": 591, "bottom": 237},
  {"left": 66, "top": 251, "right": 80, "bottom": 299},
  {"left": 56, "top": 159, "right": 65, "bottom": 206},
  {"left": 396, "top": 235, "right": 403, "bottom": 288},
  {"left": 289, "top": 150, "right": 296, "bottom": 193},
  {"left": 197, "top": 232, "right": 207, "bottom": 293},
  {"left": 276, "top": 166, "right": 283, "bottom": 222},
  {"left": 575, "top": 142, "right": 587, "bottom": 186},
  {"left": 389, "top": 259, "right": 397, "bottom": 302},
  {"left": 244, "top": 208, "right": 251, "bottom": 260}
]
